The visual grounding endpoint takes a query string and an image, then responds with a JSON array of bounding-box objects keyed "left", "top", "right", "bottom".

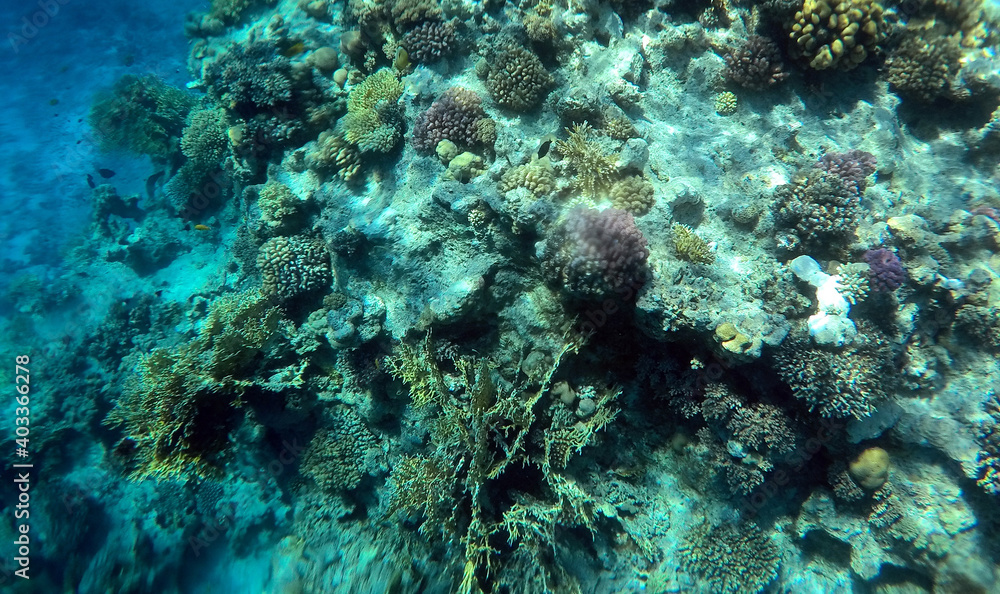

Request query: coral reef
[
  {"left": 257, "top": 236, "right": 332, "bottom": 300},
  {"left": 886, "top": 32, "right": 964, "bottom": 103},
  {"left": 412, "top": 87, "right": 493, "bottom": 153},
  {"left": 89, "top": 75, "right": 196, "bottom": 159},
  {"left": 724, "top": 36, "right": 789, "bottom": 90},
  {"left": 864, "top": 248, "right": 905, "bottom": 292},
  {"left": 554, "top": 122, "right": 619, "bottom": 198},
  {"left": 815, "top": 150, "right": 876, "bottom": 197},
  {"left": 775, "top": 339, "right": 891, "bottom": 418},
  {"left": 774, "top": 171, "right": 862, "bottom": 255},
  {"left": 485, "top": 47, "right": 553, "bottom": 111},
  {"left": 204, "top": 40, "right": 293, "bottom": 115},
  {"left": 787, "top": 0, "right": 885, "bottom": 70},
  {"left": 672, "top": 223, "right": 715, "bottom": 264},
  {"left": 544, "top": 208, "right": 649, "bottom": 301},
  {"left": 609, "top": 175, "right": 656, "bottom": 215},
  {"left": 402, "top": 20, "right": 457, "bottom": 63},
  {"left": 342, "top": 68, "right": 405, "bottom": 153},
  {"left": 679, "top": 522, "right": 781, "bottom": 594}
]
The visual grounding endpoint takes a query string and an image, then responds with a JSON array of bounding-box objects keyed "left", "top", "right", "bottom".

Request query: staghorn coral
[
  {"left": 724, "top": 36, "right": 789, "bottom": 90},
  {"left": 498, "top": 158, "right": 556, "bottom": 197},
  {"left": 257, "top": 236, "right": 332, "bottom": 300},
  {"left": 815, "top": 150, "right": 876, "bottom": 196},
  {"left": 788, "top": 0, "right": 885, "bottom": 71},
  {"left": 342, "top": 68, "right": 405, "bottom": 153},
  {"left": 774, "top": 340, "right": 890, "bottom": 419},
  {"left": 486, "top": 47, "right": 553, "bottom": 111},
  {"left": 864, "top": 248, "right": 905, "bottom": 292},
  {"left": 672, "top": 223, "right": 715, "bottom": 264},
  {"left": 774, "top": 171, "right": 861, "bottom": 255},
  {"left": 544, "top": 207, "right": 649, "bottom": 301},
  {"left": 679, "top": 522, "right": 780, "bottom": 594},
  {"left": 89, "top": 75, "right": 197, "bottom": 159},
  {"left": 886, "top": 32, "right": 964, "bottom": 103},
  {"left": 554, "top": 122, "right": 619, "bottom": 198},
  {"left": 609, "top": 175, "right": 656, "bottom": 216},
  {"left": 180, "top": 108, "right": 231, "bottom": 167},
  {"left": 301, "top": 406, "right": 378, "bottom": 492},
  {"left": 402, "top": 19, "right": 457, "bottom": 63},
  {"left": 204, "top": 40, "right": 292, "bottom": 114},
  {"left": 412, "top": 87, "right": 493, "bottom": 153}
]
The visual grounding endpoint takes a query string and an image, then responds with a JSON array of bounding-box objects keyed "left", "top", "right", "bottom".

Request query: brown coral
[
  {"left": 486, "top": 47, "right": 553, "bottom": 111},
  {"left": 609, "top": 175, "right": 655, "bottom": 216}
]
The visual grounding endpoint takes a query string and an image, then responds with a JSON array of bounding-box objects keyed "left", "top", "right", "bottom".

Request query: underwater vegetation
[{"left": 15, "top": 0, "right": 1000, "bottom": 591}]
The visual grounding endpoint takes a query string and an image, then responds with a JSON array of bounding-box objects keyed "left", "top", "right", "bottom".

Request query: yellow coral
[
  {"left": 342, "top": 68, "right": 404, "bottom": 152},
  {"left": 672, "top": 223, "right": 715, "bottom": 264},
  {"left": 498, "top": 158, "right": 556, "bottom": 197},
  {"left": 789, "top": 0, "right": 885, "bottom": 70},
  {"left": 609, "top": 175, "right": 655, "bottom": 216},
  {"left": 554, "top": 122, "right": 618, "bottom": 198}
]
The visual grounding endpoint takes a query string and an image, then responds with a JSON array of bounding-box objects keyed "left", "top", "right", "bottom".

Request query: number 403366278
[{"left": 15, "top": 355, "right": 29, "bottom": 448}]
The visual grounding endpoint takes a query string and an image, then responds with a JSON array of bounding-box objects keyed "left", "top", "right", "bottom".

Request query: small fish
[
  {"left": 194, "top": 224, "right": 211, "bottom": 231},
  {"left": 281, "top": 42, "right": 305, "bottom": 57},
  {"left": 86, "top": 174, "right": 96, "bottom": 188},
  {"left": 98, "top": 168, "right": 116, "bottom": 179},
  {"left": 155, "top": 290, "right": 163, "bottom": 297},
  {"left": 49, "top": 98, "right": 58, "bottom": 106},
  {"left": 183, "top": 224, "right": 191, "bottom": 231}
]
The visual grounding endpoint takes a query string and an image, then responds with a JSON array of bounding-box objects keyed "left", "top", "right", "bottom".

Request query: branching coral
[
  {"left": 610, "top": 175, "right": 655, "bottom": 215},
  {"left": 257, "top": 236, "right": 332, "bottom": 300},
  {"left": 382, "top": 334, "right": 614, "bottom": 593},
  {"left": 774, "top": 171, "right": 862, "bottom": 255},
  {"left": 975, "top": 393, "right": 1000, "bottom": 495},
  {"left": 180, "top": 108, "right": 231, "bottom": 167},
  {"left": 554, "top": 122, "right": 619, "bottom": 198},
  {"left": 307, "top": 131, "right": 362, "bottom": 181},
  {"left": 486, "top": 47, "right": 553, "bottom": 111},
  {"left": 412, "top": 87, "right": 494, "bottom": 153},
  {"left": 672, "top": 223, "right": 715, "bottom": 264},
  {"left": 498, "top": 158, "right": 556, "bottom": 197},
  {"left": 788, "top": 0, "right": 885, "bottom": 70},
  {"left": 679, "top": 522, "right": 781, "bottom": 594},
  {"left": 544, "top": 207, "right": 650, "bottom": 301},
  {"left": 402, "top": 20, "right": 457, "bottom": 63},
  {"left": 256, "top": 181, "right": 303, "bottom": 231},
  {"left": 204, "top": 40, "right": 292, "bottom": 115},
  {"left": 724, "top": 35, "right": 789, "bottom": 89},
  {"left": 774, "top": 340, "right": 891, "bottom": 419},
  {"left": 342, "top": 68, "right": 405, "bottom": 153},
  {"left": 301, "top": 406, "right": 378, "bottom": 492},
  {"left": 886, "top": 32, "right": 964, "bottom": 103}
]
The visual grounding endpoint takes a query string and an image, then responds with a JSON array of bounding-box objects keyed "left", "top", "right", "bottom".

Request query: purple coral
[
  {"left": 402, "top": 20, "right": 457, "bottom": 63},
  {"left": 724, "top": 36, "right": 789, "bottom": 90},
  {"left": 412, "top": 87, "right": 491, "bottom": 153},
  {"left": 865, "top": 248, "right": 905, "bottom": 292},
  {"left": 817, "top": 150, "right": 877, "bottom": 197},
  {"left": 550, "top": 208, "right": 650, "bottom": 300}
]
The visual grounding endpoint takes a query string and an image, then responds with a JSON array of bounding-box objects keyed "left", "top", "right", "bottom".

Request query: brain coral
[
  {"left": 486, "top": 47, "right": 553, "bottom": 111},
  {"left": 788, "top": 0, "right": 885, "bottom": 70}
]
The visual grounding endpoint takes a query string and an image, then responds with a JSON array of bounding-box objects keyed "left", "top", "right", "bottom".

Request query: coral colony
[{"left": 9, "top": 0, "right": 1000, "bottom": 592}]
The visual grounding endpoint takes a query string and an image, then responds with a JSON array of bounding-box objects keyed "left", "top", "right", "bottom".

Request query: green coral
[
  {"left": 554, "top": 122, "right": 618, "bottom": 198},
  {"left": 342, "top": 68, "right": 404, "bottom": 153},
  {"left": 180, "top": 108, "right": 231, "bottom": 167},
  {"left": 679, "top": 522, "right": 780, "bottom": 594},
  {"left": 105, "top": 290, "right": 280, "bottom": 480},
  {"left": 257, "top": 181, "right": 303, "bottom": 230},
  {"left": 672, "top": 223, "right": 715, "bottom": 264},
  {"left": 89, "top": 74, "right": 197, "bottom": 159},
  {"left": 788, "top": 0, "right": 885, "bottom": 70}
]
